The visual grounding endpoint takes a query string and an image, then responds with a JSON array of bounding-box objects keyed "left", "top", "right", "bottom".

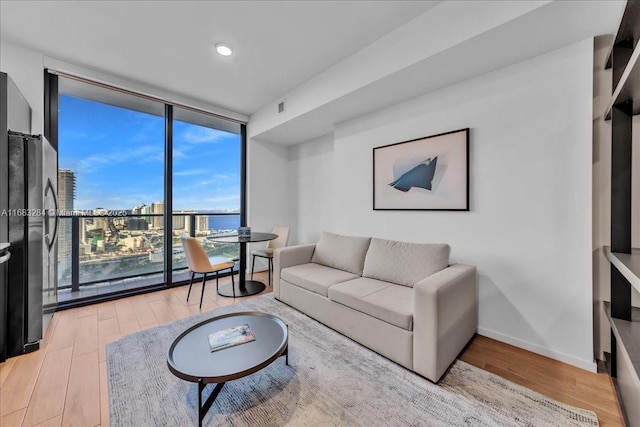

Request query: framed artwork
[{"left": 373, "top": 128, "right": 469, "bottom": 211}]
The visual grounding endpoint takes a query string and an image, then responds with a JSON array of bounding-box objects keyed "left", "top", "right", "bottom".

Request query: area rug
[{"left": 107, "top": 295, "right": 599, "bottom": 426}]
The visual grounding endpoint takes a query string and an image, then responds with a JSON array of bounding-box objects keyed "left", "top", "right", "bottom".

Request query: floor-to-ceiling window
[
  {"left": 171, "top": 107, "right": 242, "bottom": 283},
  {"left": 48, "top": 74, "right": 244, "bottom": 307}
]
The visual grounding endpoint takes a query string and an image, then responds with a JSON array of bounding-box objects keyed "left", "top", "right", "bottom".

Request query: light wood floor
[{"left": 0, "top": 272, "right": 624, "bottom": 427}]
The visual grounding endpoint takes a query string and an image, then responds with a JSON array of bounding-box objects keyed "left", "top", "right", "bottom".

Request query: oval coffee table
[{"left": 167, "top": 312, "right": 288, "bottom": 427}]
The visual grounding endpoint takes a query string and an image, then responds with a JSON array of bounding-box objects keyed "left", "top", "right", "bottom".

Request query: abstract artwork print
[
  {"left": 373, "top": 128, "right": 469, "bottom": 210},
  {"left": 389, "top": 157, "right": 438, "bottom": 192}
]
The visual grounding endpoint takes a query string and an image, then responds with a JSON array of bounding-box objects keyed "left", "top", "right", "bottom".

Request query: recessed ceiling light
[{"left": 215, "top": 44, "right": 233, "bottom": 56}]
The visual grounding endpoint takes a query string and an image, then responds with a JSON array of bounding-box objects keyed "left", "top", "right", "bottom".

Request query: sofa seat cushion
[
  {"left": 281, "top": 263, "right": 360, "bottom": 297},
  {"left": 363, "top": 238, "right": 450, "bottom": 287},
  {"left": 311, "top": 231, "right": 371, "bottom": 275},
  {"left": 328, "top": 278, "right": 413, "bottom": 331}
]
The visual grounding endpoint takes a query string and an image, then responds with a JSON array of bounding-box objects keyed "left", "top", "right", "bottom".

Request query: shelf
[
  {"left": 604, "top": 41, "right": 640, "bottom": 119},
  {"left": 605, "top": 0, "right": 640, "bottom": 68},
  {"left": 604, "top": 246, "right": 640, "bottom": 295},
  {"left": 605, "top": 43, "right": 640, "bottom": 118},
  {"left": 616, "top": 45, "right": 640, "bottom": 114},
  {"left": 604, "top": 301, "right": 640, "bottom": 383},
  {"left": 604, "top": 0, "right": 640, "bottom": 119}
]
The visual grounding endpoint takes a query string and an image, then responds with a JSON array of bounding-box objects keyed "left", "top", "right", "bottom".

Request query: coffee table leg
[{"left": 198, "top": 380, "right": 225, "bottom": 427}]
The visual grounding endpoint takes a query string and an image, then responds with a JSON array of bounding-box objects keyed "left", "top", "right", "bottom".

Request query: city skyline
[{"left": 58, "top": 94, "right": 241, "bottom": 211}]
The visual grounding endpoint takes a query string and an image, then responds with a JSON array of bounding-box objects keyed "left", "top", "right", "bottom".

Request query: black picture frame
[{"left": 373, "top": 128, "right": 469, "bottom": 211}]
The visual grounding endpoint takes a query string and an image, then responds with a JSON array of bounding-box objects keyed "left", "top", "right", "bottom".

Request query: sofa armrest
[
  {"left": 273, "top": 243, "right": 316, "bottom": 300},
  {"left": 413, "top": 264, "right": 477, "bottom": 382}
]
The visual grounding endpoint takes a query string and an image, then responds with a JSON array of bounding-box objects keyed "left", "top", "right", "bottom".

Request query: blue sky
[{"left": 58, "top": 95, "right": 241, "bottom": 211}]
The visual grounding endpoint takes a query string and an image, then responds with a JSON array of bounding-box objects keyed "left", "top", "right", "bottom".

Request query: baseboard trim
[{"left": 477, "top": 327, "right": 597, "bottom": 373}]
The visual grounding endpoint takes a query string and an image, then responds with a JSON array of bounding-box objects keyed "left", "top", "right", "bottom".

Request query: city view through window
[{"left": 56, "top": 90, "right": 241, "bottom": 300}]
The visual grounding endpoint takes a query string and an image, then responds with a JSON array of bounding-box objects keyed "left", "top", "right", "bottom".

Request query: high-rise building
[
  {"left": 57, "top": 169, "right": 76, "bottom": 278},
  {"left": 172, "top": 215, "right": 185, "bottom": 231},
  {"left": 196, "top": 215, "right": 209, "bottom": 232},
  {"left": 132, "top": 203, "right": 146, "bottom": 215},
  {"left": 172, "top": 211, "right": 199, "bottom": 234},
  {"left": 142, "top": 205, "right": 152, "bottom": 225},
  {"left": 126, "top": 218, "right": 148, "bottom": 231},
  {"left": 132, "top": 203, "right": 151, "bottom": 229},
  {"left": 151, "top": 201, "right": 164, "bottom": 229}
]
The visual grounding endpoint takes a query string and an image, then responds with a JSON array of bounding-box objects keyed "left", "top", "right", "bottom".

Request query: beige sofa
[{"left": 273, "top": 231, "right": 477, "bottom": 382}]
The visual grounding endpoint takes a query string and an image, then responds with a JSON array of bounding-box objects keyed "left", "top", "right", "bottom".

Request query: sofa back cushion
[
  {"left": 363, "top": 238, "right": 450, "bottom": 287},
  {"left": 311, "top": 232, "right": 371, "bottom": 276}
]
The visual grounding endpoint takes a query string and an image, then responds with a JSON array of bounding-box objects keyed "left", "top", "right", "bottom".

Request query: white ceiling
[
  {"left": 251, "top": 0, "right": 627, "bottom": 144},
  {"left": 0, "top": 0, "right": 627, "bottom": 145},
  {"left": 0, "top": 0, "right": 439, "bottom": 116}
]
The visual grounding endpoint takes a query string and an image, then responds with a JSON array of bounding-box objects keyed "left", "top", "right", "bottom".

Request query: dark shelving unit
[{"left": 604, "top": 1, "right": 640, "bottom": 425}]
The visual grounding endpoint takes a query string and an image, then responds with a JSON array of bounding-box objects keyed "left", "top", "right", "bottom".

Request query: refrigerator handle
[{"left": 44, "top": 178, "right": 59, "bottom": 252}]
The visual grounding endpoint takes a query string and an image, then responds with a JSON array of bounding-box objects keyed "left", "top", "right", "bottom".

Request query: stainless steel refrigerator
[{"left": 1, "top": 72, "right": 58, "bottom": 361}]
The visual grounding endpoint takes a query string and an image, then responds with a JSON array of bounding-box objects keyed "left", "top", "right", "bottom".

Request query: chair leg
[
  {"left": 200, "top": 273, "right": 207, "bottom": 309},
  {"left": 231, "top": 268, "right": 236, "bottom": 298},
  {"left": 187, "top": 271, "right": 195, "bottom": 302},
  {"left": 216, "top": 270, "right": 220, "bottom": 294},
  {"left": 251, "top": 255, "right": 256, "bottom": 280}
]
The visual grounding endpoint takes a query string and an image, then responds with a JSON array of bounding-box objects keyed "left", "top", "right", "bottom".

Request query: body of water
[{"left": 208, "top": 215, "right": 240, "bottom": 232}]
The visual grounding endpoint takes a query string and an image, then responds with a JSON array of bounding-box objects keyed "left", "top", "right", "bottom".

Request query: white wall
[
  {"left": 1, "top": 42, "right": 45, "bottom": 134},
  {"left": 289, "top": 39, "right": 596, "bottom": 370},
  {"left": 246, "top": 137, "right": 290, "bottom": 271},
  {"left": 288, "top": 133, "right": 335, "bottom": 245}
]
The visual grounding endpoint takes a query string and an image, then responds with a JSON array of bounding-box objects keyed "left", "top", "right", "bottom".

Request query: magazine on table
[{"left": 208, "top": 324, "right": 256, "bottom": 352}]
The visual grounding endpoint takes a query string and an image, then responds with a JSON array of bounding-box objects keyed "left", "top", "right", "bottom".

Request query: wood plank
[
  {"left": 76, "top": 305, "right": 98, "bottom": 319},
  {"left": 0, "top": 348, "right": 47, "bottom": 416},
  {"left": 462, "top": 335, "right": 624, "bottom": 427},
  {"left": 72, "top": 314, "right": 99, "bottom": 358},
  {"left": 0, "top": 357, "right": 17, "bottom": 389},
  {"left": 148, "top": 299, "right": 177, "bottom": 325},
  {"left": 99, "top": 333, "right": 122, "bottom": 365},
  {"left": 31, "top": 415, "right": 62, "bottom": 427},
  {"left": 114, "top": 299, "right": 141, "bottom": 337},
  {"left": 98, "top": 317, "right": 122, "bottom": 364},
  {"left": 129, "top": 295, "right": 160, "bottom": 328},
  {"left": 167, "top": 292, "right": 192, "bottom": 320},
  {"left": 40, "top": 313, "right": 58, "bottom": 348},
  {"left": 144, "top": 288, "right": 175, "bottom": 303},
  {"left": 98, "top": 317, "right": 120, "bottom": 338},
  {"left": 46, "top": 311, "right": 78, "bottom": 352},
  {"left": 1, "top": 408, "right": 26, "bottom": 427},
  {"left": 22, "top": 347, "right": 73, "bottom": 426},
  {"left": 143, "top": 289, "right": 168, "bottom": 303},
  {"left": 483, "top": 362, "right": 614, "bottom": 416},
  {"left": 62, "top": 351, "right": 100, "bottom": 427},
  {"left": 170, "top": 287, "right": 193, "bottom": 309},
  {"left": 99, "top": 361, "right": 109, "bottom": 427},
  {"left": 96, "top": 302, "right": 117, "bottom": 321}
]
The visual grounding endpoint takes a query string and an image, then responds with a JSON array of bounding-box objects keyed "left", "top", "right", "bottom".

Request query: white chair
[
  {"left": 251, "top": 226, "right": 290, "bottom": 286},
  {"left": 181, "top": 236, "right": 236, "bottom": 307}
]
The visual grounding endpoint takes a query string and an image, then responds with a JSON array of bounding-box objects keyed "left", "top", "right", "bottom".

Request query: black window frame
[{"left": 45, "top": 70, "right": 247, "bottom": 309}]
